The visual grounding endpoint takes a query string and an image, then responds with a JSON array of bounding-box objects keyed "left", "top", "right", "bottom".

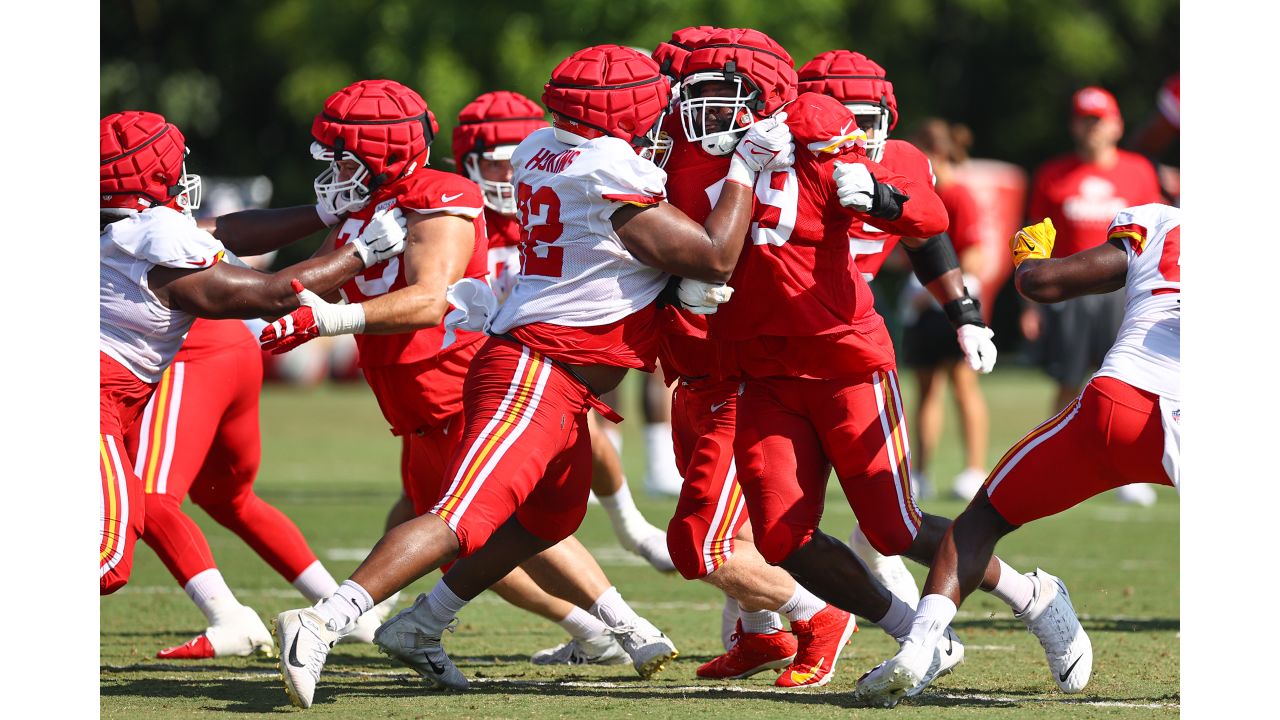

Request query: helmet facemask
[
  {"left": 311, "top": 141, "right": 372, "bottom": 215},
  {"left": 174, "top": 148, "right": 202, "bottom": 217},
  {"left": 463, "top": 145, "right": 518, "bottom": 215},
  {"left": 636, "top": 84, "right": 676, "bottom": 168},
  {"left": 844, "top": 102, "right": 891, "bottom": 163},
  {"left": 680, "top": 70, "right": 761, "bottom": 156}
]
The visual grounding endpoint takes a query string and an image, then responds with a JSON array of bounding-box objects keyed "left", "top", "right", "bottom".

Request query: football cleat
[
  {"left": 374, "top": 594, "right": 469, "bottom": 691},
  {"left": 697, "top": 622, "right": 797, "bottom": 679},
  {"left": 531, "top": 632, "right": 630, "bottom": 666},
  {"left": 951, "top": 468, "right": 988, "bottom": 501},
  {"left": 1016, "top": 569, "right": 1093, "bottom": 693},
  {"left": 849, "top": 525, "right": 920, "bottom": 609},
  {"left": 609, "top": 617, "right": 679, "bottom": 679},
  {"left": 274, "top": 607, "right": 339, "bottom": 709},
  {"left": 774, "top": 605, "right": 858, "bottom": 688},
  {"left": 158, "top": 605, "right": 275, "bottom": 659},
  {"left": 853, "top": 639, "right": 934, "bottom": 708},
  {"left": 631, "top": 530, "right": 678, "bottom": 574},
  {"left": 1115, "top": 483, "right": 1158, "bottom": 506}
]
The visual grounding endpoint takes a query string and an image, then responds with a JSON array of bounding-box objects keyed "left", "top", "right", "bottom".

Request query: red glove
[{"left": 259, "top": 279, "right": 366, "bottom": 354}]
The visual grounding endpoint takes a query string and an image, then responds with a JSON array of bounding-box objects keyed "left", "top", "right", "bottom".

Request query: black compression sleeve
[{"left": 903, "top": 232, "right": 961, "bottom": 286}]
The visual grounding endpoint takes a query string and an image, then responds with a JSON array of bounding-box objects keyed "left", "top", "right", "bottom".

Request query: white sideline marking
[{"left": 99, "top": 665, "right": 1178, "bottom": 708}]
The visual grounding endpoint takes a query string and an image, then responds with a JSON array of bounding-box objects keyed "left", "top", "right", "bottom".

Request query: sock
[
  {"left": 721, "top": 595, "right": 738, "bottom": 650},
  {"left": 604, "top": 424, "right": 623, "bottom": 456},
  {"left": 597, "top": 478, "right": 658, "bottom": 549},
  {"left": 987, "top": 559, "right": 1037, "bottom": 614},
  {"left": 875, "top": 594, "right": 917, "bottom": 642},
  {"left": 905, "top": 594, "right": 958, "bottom": 649},
  {"left": 184, "top": 568, "right": 242, "bottom": 627},
  {"left": 291, "top": 560, "right": 341, "bottom": 604},
  {"left": 589, "top": 586, "right": 640, "bottom": 629},
  {"left": 777, "top": 585, "right": 825, "bottom": 623},
  {"left": 425, "top": 580, "right": 469, "bottom": 625},
  {"left": 643, "top": 424, "right": 682, "bottom": 495},
  {"left": 557, "top": 606, "right": 611, "bottom": 640},
  {"left": 739, "top": 607, "right": 784, "bottom": 635},
  {"left": 314, "top": 579, "right": 373, "bottom": 632}
]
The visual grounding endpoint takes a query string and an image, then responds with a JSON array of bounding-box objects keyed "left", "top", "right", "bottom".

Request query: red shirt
[
  {"left": 1028, "top": 150, "right": 1162, "bottom": 258},
  {"left": 485, "top": 207, "right": 522, "bottom": 249},
  {"left": 850, "top": 139, "right": 937, "bottom": 278},
  {"left": 336, "top": 169, "right": 490, "bottom": 368},
  {"left": 173, "top": 318, "right": 257, "bottom": 363}
]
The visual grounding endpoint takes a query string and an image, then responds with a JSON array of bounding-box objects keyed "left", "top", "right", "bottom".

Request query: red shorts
[
  {"left": 986, "top": 376, "right": 1174, "bottom": 525},
  {"left": 666, "top": 378, "right": 748, "bottom": 579},
  {"left": 363, "top": 337, "right": 479, "bottom": 515},
  {"left": 124, "top": 338, "right": 262, "bottom": 504},
  {"left": 734, "top": 369, "right": 922, "bottom": 564},
  {"left": 100, "top": 352, "right": 156, "bottom": 594},
  {"left": 430, "top": 338, "right": 596, "bottom": 557}
]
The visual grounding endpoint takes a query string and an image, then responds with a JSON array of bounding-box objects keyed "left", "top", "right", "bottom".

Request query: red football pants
[
  {"left": 124, "top": 341, "right": 319, "bottom": 586},
  {"left": 666, "top": 379, "right": 749, "bottom": 580},
  {"left": 985, "top": 375, "right": 1174, "bottom": 525},
  {"left": 430, "top": 338, "right": 594, "bottom": 557},
  {"left": 735, "top": 370, "right": 923, "bottom": 564},
  {"left": 101, "top": 353, "right": 155, "bottom": 595},
  {"left": 363, "top": 338, "right": 478, "bottom": 515}
]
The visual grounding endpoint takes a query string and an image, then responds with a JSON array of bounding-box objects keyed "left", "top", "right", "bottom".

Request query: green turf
[{"left": 100, "top": 367, "right": 1179, "bottom": 717}]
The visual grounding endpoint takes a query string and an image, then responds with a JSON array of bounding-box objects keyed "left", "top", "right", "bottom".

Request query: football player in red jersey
[
  {"left": 657, "top": 28, "right": 860, "bottom": 689},
  {"left": 796, "top": 49, "right": 993, "bottom": 600},
  {"left": 269, "top": 47, "right": 788, "bottom": 708},
  {"left": 100, "top": 110, "right": 409, "bottom": 595},
  {"left": 455, "top": 90, "right": 678, "bottom": 577},
  {"left": 854, "top": 205, "right": 1179, "bottom": 706}
]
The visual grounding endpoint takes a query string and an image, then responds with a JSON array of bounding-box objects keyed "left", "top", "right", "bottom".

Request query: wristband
[
  {"left": 943, "top": 292, "right": 984, "bottom": 329},
  {"left": 726, "top": 153, "right": 757, "bottom": 188},
  {"left": 869, "top": 181, "right": 909, "bottom": 220},
  {"left": 319, "top": 302, "right": 366, "bottom": 336}
]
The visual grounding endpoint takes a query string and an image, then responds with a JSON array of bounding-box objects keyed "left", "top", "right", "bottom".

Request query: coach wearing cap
[{"left": 1020, "top": 86, "right": 1165, "bottom": 416}]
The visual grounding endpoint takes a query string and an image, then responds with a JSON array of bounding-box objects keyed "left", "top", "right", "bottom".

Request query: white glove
[
  {"left": 833, "top": 161, "right": 876, "bottom": 212},
  {"left": 441, "top": 277, "right": 499, "bottom": 348},
  {"left": 677, "top": 278, "right": 734, "bottom": 315},
  {"left": 956, "top": 324, "right": 998, "bottom": 374},
  {"left": 727, "top": 112, "right": 792, "bottom": 185},
  {"left": 350, "top": 207, "right": 409, "bottom": 267}
]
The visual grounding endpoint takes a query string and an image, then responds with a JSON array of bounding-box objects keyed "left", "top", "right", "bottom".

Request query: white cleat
[
  {"left": 531, "top": 632, "right": 630, "bottom": 666},
  {"left": 610, "top": 617, "right": 679, "bottom": 679},
  {"left": 950, "top": 468, "right": 988, "bottom": 501},
  {"left": 632, "top": 531, "right": 678, "bottom": 573},
  {"left": 849, "top": 525, "right": 920, "bottom": 609},
  {"left": 1115, "top": 483, "right": 1157, "bottom": 506},
  {"left": 374, "top": 594, "right": 469, "bottom": 691},
  {"left": 854, "top": 639, "right": 934, "bottom": 708},
  {"left": 907, "top": 626, "right": 965, "bottom": 697},
  {"left": 721, "top": 596, "right": 738, "bottom": 652},
  {"left": 1016, "top": 569, "right": 1093, "bottom": 693},
  {"left": 159, "top": 605, "right": 275, "bottom": 659},
  {"left": 274, "top": 607, "right": 339, "bottom": 709}
]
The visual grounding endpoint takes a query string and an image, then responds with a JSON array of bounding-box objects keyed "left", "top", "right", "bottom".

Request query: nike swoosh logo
[
  {"left": 944, "top": 634, "right": 954, "bottom": 657},
  {"left": 427, "top": 656, "right": 446, "bottom": 674},
  {"left": 287, "top": 633, "right": 305, "bottom": 668},
  {"left": 441, "top": 193, "right": 463, "bottom": 203},
  {"left": 789, "top": 656, "right": 825, "bottom": 684},
  {"left": 710, "top": 401, "right": 728, "bottom": 413},
  {"left": 189, "top": 257, "right": 209, "bottom": 267},
  {"left": 1022, "top": 238, "right": 1036, "bottom": 252},
  {"left": 1059, "top": 654, "right": 1083, "bottom": 683}
]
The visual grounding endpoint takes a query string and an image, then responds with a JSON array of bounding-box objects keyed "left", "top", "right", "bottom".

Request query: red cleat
[
  {"left": 157, "top": 634, "right": 216, "bottom": 659},
  {"left": 774, "top": 605, "right": 858, "bottom": 688},
  {"left": 697, "top": 621, "right": 798, "bottom": 679}
]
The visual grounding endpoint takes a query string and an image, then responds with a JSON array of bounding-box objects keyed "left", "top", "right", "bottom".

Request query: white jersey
[
  {"left": 488, "top": 127, "right": 669, "bottom": 334},
  {"left": 1093, "top": 204, "right": 1180, "bottom": 400},
  {"left": 100, "top": 207, "right": 225, "bottom": 383}
]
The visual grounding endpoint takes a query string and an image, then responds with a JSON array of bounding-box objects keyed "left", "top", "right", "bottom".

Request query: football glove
[
  {"left": 833, "top": 161, "right": 875, "bottom": 212},
  {"left": 677, "top": 278, "right": 734, "bottom": 315},
  {"left": 259, "top": 280, "right": 366, "bottom": 354},
  {"left": 350, "top": 207, "right": 409, "bottom": 268},
  {"left": 727, "top": 112, "right": 792, "bottom": 186},
  {"left": 956, "top": 323, "right": 998, "bottom": 374},
  {"left": 1011, "top": 217, "right": 1056, "bottom": 268}
]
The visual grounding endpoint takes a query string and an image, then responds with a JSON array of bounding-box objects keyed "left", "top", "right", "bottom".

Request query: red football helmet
[
  {"left": 678, "top": 28, "right": 798, "bottom": 156},
  {"left": 310, "top": 79, "right": 440, "bottom": 215},
  {"left": 798, "top": 50, "right": 898, "bottom": 162},
  {"left": 542, "top": 45, "right": 674, "bottom": 167},
  {"left": 453, "top": 91, "right": 547, "bottom": 215},
  {"left": 100, "top": 111, "right": 201, "bottom": 215},
  {"left": 651, "top": 25, "right": 719, "bottom": 80}
]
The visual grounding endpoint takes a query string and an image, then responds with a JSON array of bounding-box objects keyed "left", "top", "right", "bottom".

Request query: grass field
[{"left": 100, "top": 367, "right": 1179, "bottom": 718}]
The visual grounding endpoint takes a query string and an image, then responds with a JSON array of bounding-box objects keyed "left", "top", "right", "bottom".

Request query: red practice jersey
[
  {"left": 173, "top": 318, "right": 257, "bottom": 363},
  {"left": 335, "top": 168, "right": 490, "bottom": 368},
  {"left": 849, "top": 139, "right": 936, "bottom": 279},
  {"left": 1027, "top": 150, "right": 1162, "bottom": 258}
]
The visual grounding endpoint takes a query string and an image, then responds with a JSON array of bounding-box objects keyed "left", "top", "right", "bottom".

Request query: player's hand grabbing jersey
[
  {"left": 334, "top": 168, "right": 489, "bottom": 367},
  {"left": 488, "top": 127, "right": 669, "bottom": 370},
  {"left": 848, "top": 139, "right": 936, "bottom": 279},
  {"left": 101, "top": 206, "right": 227, "bottom": 382}
]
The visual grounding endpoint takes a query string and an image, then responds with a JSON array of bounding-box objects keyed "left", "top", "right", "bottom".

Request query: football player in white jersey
[
  {"left": 855, "top": 204, "right": 1180, "bottom": 706},
  {"left": 100, "top": 110, "right": 408, "bottom": 595},
  {"left": 270, "top": 44, "right": 794, "bottom": 709}
]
